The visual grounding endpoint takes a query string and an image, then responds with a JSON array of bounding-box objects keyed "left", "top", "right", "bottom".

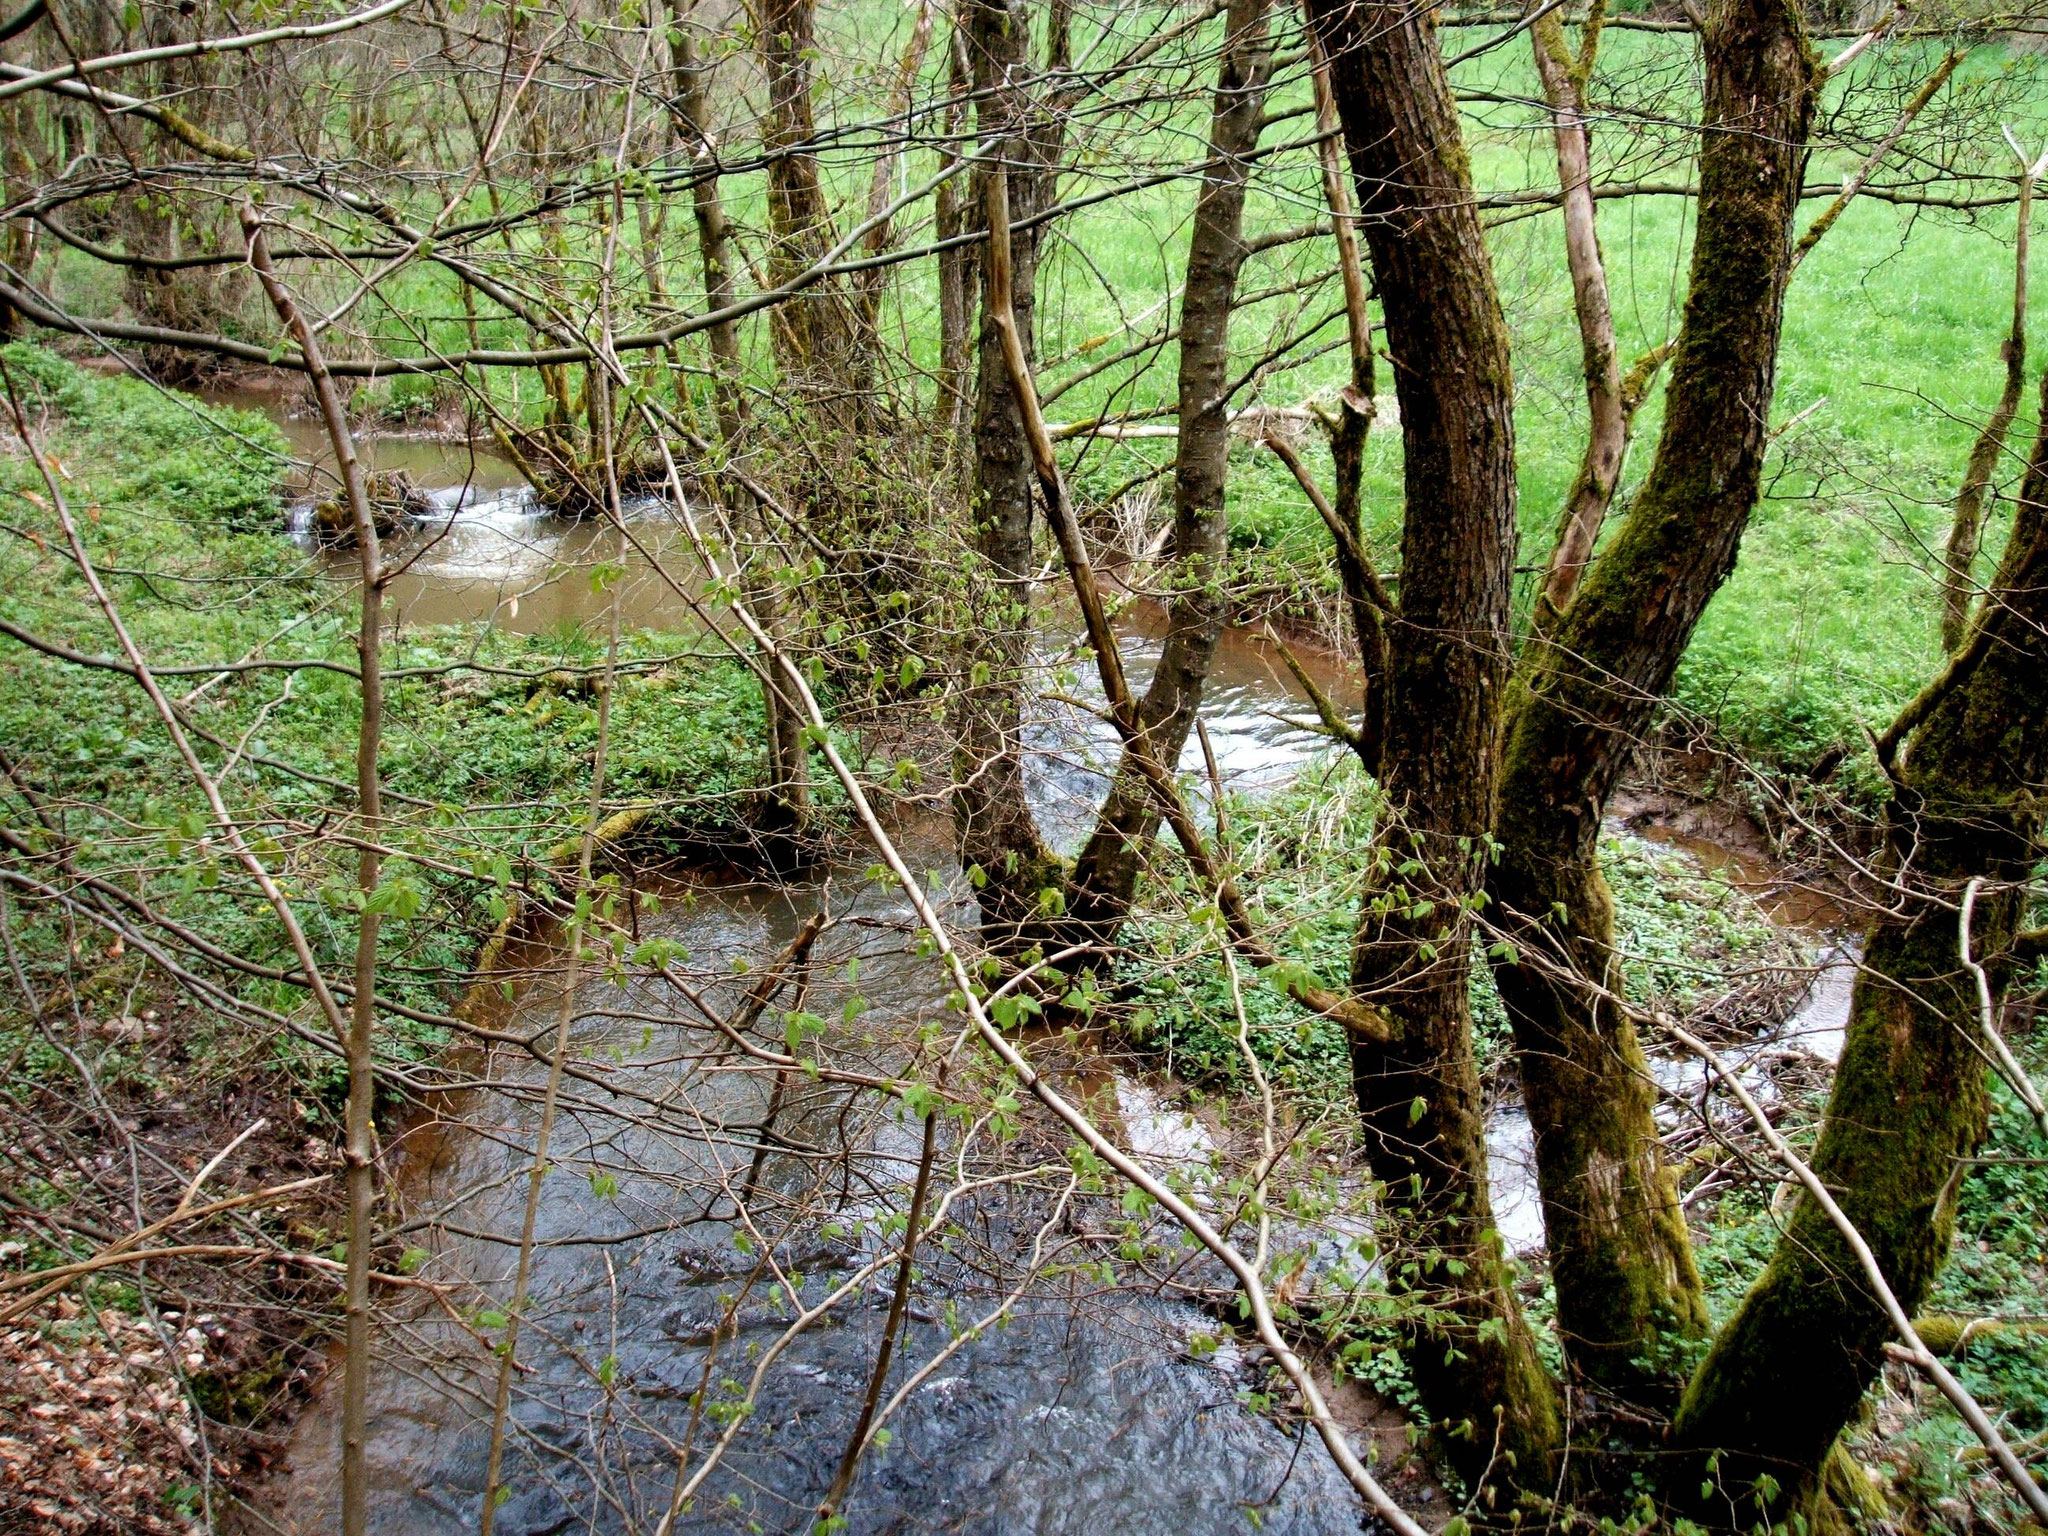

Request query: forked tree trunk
[
  {"left": 1488, "top": 0, "right": 1816, "bottom": 1399},
  {"left": 1673, "top": 372, "right": 2048, "bottom": 1519},
  {"left": 1306, "top": 0, "right": 1562, "bottom": 1492},
  {"left": 1065, "top": 0, "right": 1274, "bottom": 934}
]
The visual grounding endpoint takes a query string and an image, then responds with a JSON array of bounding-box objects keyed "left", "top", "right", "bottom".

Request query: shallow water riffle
[
  {"left": 272, "top": 871, "right": 1370, "bottom": 1535},
  {"left": 283, "top": 480, "right": 704, "bottom": 634},
  {"left": 325, "top": 1285, "right": 1364, "bottom": 1536}
]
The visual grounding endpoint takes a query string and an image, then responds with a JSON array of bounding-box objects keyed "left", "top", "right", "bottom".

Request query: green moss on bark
[{"left": 1672, "top": 369, "right": 2048, "bottom": 1520}]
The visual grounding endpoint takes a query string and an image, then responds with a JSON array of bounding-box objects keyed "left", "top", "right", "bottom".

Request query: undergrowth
[
  {"left": 0, "top": 343, "right": 779, "bottom": 1109},
  {"left": 1116, "top": 753, "right": 1801, "bottom": 1104}
]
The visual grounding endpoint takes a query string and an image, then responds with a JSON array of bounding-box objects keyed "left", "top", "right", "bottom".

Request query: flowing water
[
  {"left": 275, "top": 871, "right": 1377, "bottom": 1535},
  {"left": 244, "top": 416, "right": 1856, "bottom": 1534}
]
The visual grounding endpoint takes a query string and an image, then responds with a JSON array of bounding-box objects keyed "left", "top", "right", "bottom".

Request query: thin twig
[{"left": 1663, "top": 1015, "right": 2048, "bottom": 1523}]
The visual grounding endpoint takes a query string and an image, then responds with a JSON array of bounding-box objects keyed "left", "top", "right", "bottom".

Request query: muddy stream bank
[{"left": 237, "top": 417, "right": 1857, "bottom": 1535}]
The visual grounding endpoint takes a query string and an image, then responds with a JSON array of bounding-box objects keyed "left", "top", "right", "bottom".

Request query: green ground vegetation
[
  {"left": 1117, "top": 754, "right": 1806, "bottom": 1101},
  {"left": 1687, "top": 1050, "right": 2048, "bottom": 1531},
  {"left": 0, "top": 344, "right": 777, "bottom": 1105}
]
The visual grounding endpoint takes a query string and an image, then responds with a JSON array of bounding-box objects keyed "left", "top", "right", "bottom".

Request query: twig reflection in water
[{"left": 276, "top": 870, "right": 1367, "bottom": 1534}]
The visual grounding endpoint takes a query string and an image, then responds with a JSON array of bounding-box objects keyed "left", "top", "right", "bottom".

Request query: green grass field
[
  {"left": 39, "top": 21, "right": 2047, "bottom": 790},
  {"left": 1021, "top": 31, "right": 2048, "bottom": 783}
]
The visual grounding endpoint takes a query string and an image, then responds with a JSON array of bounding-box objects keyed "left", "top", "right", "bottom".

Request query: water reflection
[{"left": 277, "top": 873, "right": 1361, "bottom": 1535}]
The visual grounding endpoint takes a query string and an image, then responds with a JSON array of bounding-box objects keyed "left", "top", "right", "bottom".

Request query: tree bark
[
  {"left": 1673, "top": 371, "right": 2048, "bottom": 1519},
  {"left": 670, "top": 20, "right": 809, "bottom": 829},
  {"left": 934, "top": 22, "right": 980, "bottom": 451},
  {"left": 952, "top": 0, "right": 1060, "bottom": 944},
  {"left": 1307, "top": 36, "right": 1388, "bottom": 769},
  {"left": 1064, "top": 0, "right": 1274, "bottom": 935},
  {"left": 755, "top": 0, "right": 857, "bottom": 392},
  {"left": 1529, "top": 0, "right": 1629, "bottom": 631},
  {"left": 1306, "top": 0, "right": 1561, "bottom": 1492},
  {"left": 1488, "top": 0, "right": 1816, "bottom": 1399}
]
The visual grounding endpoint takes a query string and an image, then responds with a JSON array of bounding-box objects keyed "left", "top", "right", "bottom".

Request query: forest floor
[{"left": 0, "top": 974, "right": 330, "bottom": 1534}]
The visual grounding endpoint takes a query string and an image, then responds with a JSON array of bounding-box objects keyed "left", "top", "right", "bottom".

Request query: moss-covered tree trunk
[
  {"left": 1487, "top": 0, "right": 1815, "bottom": 1401},
  {"left": 1671, "top": 376, "right": 2048, "bottom": 1520},
  {"left": 1307, "top": 0, "right": 1562, "bottom": 1493},
  {"left": 1064, "top": 0, "right": 1274, "bottom": 936}
]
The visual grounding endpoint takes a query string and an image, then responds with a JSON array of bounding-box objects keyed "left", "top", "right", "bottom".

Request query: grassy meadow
[{"left": 43, "top": 19, "right": 2041, "bottom": 801}]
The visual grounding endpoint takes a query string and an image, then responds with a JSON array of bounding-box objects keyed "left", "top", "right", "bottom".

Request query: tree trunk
[
  {"left": 1672, "top": 372, "right": 2048, "bottom": 1519},
  {"left": 756, "top": 0, "right": 857, "bottom": 392},
  {"left": 952, "top": 0, "right": 1059, "bottom": 944},
  {"left": 1487, "top": 0, "right": 1815, "bottom": 1402},
  {"left": 1529, "top": 0, "right": 1629, "bottom": 632},
  {"left": 670, "top": 18, "right": 810, "bottom": 828},
  {"left": 1943, "top": 151, "right": 2037, "bottom": 653},
  {"left": 935, "top": 23, "right": 980, "bottom": 451},
  {"left": 1306, "top": 0, "right": 1561, "bottom": 1492},
  {"left": 853, "top": 0, "right": 938, "bottom": 348},
  {"left": 1065, "top": 0, "right": 1273, "bottom": 935}
]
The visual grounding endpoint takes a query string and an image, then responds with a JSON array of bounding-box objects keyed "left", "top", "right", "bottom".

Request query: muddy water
[
  {"left": 248, "top": 426, "right": 1373, "bottom": 1533},
  {"left": 256, "top": 421, "right": 1855, "bottom": 1531},
  {"left": 1613, "top": 810, "right": 1860, "bottom": 1064},
  {"left": 206, "top": 385, "right": 701, "bottom": 635},
  {"left": 234, "top": 395, "right": 1353, "bottom": 804}
]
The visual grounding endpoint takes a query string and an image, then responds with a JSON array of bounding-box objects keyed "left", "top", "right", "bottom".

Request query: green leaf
[
  {"left": 631, "top": 937, "right": 688, "bottom": 968},
  {"left": 362, "top": 873, "right": 424, "bottom": 920},
  {"left": 783, "top": 1010, "right": 826, "bottom": 1053}
]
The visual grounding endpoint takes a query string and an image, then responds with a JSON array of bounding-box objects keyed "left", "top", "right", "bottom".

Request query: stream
[{"left": 240, "top": 414, "right": 1858, "bottom": 1535}]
